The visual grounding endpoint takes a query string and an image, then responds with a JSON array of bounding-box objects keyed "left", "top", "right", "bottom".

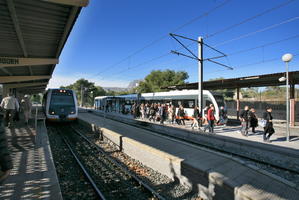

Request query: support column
[
  {"left": 198, "top": 37, "right": 203, "bottom": 114},
  {"left": 236, "top": 88, "right": 240, "bottom": 120},
  {"left": 290, "top": 84, "right": 295, "bottom": 127}
]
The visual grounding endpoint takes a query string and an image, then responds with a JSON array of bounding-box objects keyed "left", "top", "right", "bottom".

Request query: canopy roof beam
[
  {"left": 41, "top": 0, "right": 89, "bottom": 7},
  {"left": 4, "top": 82, "right": 48, "bottom": 89},
  {"left": 0, "top": 75, "right": 51, "bottom": 84},
  {"left": 6, "top": 0, "right": 32, "bottom": 75}
]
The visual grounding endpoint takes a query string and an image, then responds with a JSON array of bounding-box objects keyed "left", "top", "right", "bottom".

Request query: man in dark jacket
[
  {"left": 239, "top": 105, "right": 249, "bottom": 136},
  {"left": 0, "top": 114, "right": 13, "bottom": 184},
  {"left": 263, "top": 107, "right": 274, "bottom": 142}
]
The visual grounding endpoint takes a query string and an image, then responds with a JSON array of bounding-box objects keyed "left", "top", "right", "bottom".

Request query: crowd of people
[
  {"left": 118, "top": 102, "right": 228, "bottom": 134},
  {"left": 0, "top": 93, "right": 32, "bottom": 128},
  {"left": 0, "top": 92, "right": 32, "bottom": 184},
  {"left": 116, "top": 102, "right": 275, "bottom": 142},
  {"left": 239, "top": 105, "right": 274, "bottom": 143}
]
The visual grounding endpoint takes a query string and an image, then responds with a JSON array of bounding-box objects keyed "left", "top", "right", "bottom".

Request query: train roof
[{"left": 94, "top": 89, "right": 223, "bottom": 100}]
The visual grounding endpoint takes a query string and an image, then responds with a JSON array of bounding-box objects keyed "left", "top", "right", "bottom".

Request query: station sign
[{"left": 0, "top": 57, "right": 58, "bottom": 67}]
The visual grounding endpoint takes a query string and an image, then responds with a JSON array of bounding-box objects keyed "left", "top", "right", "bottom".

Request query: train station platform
[
  {"left": 83, "top": 109, "right": 299, "bottom": 150},
  {"left": 78, "top": 111, "right": 299, "bottom": 200},
  {"left": 0, "top": 113, "right": 62, "bottom": 200}
]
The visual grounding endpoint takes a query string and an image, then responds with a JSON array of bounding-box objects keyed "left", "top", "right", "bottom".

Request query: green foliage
[
  {"left": 61, "top": 78, "right": 106, "bottom": 107},
  {"left": 241, "top": 88, "right": 259, "bottom": 98},
  {"left": 136, "top": 69, "right": 189, "bottom": 93},
  {"left": 31, "top": 94, "right": 42, "bottom": 104},
  {"left": 208, "top": 77, "right": 235, "bottom": 100}
]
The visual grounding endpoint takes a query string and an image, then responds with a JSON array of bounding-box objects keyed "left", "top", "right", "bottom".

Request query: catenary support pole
[{"left": 198, "top": 37, "right": 203, "bottom": 115}]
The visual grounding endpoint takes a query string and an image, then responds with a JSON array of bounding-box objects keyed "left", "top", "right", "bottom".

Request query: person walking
[
  {"left": 149, "top": 104, "right": 156, "bottom": 122},
  {"left": 218, "top": 106, "right": 227, "bottom": 126},
  {"left": 0, "top": 93, "right": 19, "bottom": 128},
  {"left": 168, "top": 104, "right": 174, "bottom": 124},
  {"left": 239, "top": 105, "right": 250, "bottom": 136},
  {"left": 191, "top": 105, "right": 201, "bottom": 130},
  {"left": 158, "top": 104, "right": 166, "bottom": 124},
  {"left": 204, "top": 105, "right": 215, "bottom": 133},
  {"left": 263, "top": 107, "right": 274, "bottom": 142},
  {"left": 20, "top": 95, "right": 32, "bottom": 125},
  {"left": 249, "top": 108, "right": 258, "bottom": 133},
  {"left": 140, "top": 103, "right": 145, "bottom": 120},
  {"left": 177, "top": 105, "right": 185, "bottom": 125},
  {"left": 0, "top": 114, "right": 13, "bottom": 184}
]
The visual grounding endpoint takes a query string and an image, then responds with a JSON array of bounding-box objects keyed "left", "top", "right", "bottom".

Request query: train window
[
  {"left": 183, "top": 100, "right": 195, "bottom": 108},
  {"left": 50, "top": 94, "right": 75, "bottom": 106}
]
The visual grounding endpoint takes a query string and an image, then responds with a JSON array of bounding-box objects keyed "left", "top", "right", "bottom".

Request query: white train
[
  {"left": 94, "top": 90, "right": 225, "bottom": 119},
  {"left": 42, "top": 89, "right": 78, "bottom": 121}
]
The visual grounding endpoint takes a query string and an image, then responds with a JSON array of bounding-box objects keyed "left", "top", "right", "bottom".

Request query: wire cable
[
  {"left": 226, "top": 34, "right": 299, "bottom": 56},
  {"left": 204, "top": 0, "right": 296, "bottom": 39},
  {"left": 213, "top": 16, "right": 299, "bottom": 47},
  {"left": 91, "top": 0, "right": 231, "bottom": 77},
  {"left": 205, "top": 52, "right": 299, "bottom": 75}
]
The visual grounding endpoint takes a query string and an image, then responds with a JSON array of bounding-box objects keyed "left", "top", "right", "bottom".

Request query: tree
[
  {"left": 62, "top": 78, "right": 106, "bottom": 107},
  {"left": 136, "top": 69, "right": 189, "bottom": 93},
  {"left": 240, "top": 88, "right": 259, "bottom": 99},
  {"left": 208, "top": 77, "right": 235, "bottom": 100}
]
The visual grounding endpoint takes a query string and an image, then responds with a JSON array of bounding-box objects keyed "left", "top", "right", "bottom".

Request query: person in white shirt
[{"left": 0, "top": 93, "right": 19, "bottom": 127}]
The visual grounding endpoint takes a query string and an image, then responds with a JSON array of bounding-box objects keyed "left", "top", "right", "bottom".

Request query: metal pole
[
  {"left": 198, "top": 37, "right": 203, "bottom": 115},
  {"left": 80, "top": 85, "right": 83, "bottom": 107},
  {"left": 286, "top": 62, "right": 290, "bottom": 141}
]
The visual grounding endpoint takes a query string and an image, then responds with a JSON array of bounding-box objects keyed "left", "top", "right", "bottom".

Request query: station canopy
[
  {"left": 165, "top": 71, "right": 299, "bottom": 90},
  {"left": 0, "top": 0, "right": 89, "bottom": 94}
]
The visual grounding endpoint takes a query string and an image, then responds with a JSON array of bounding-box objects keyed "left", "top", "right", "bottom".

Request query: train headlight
[{"left": 51, "top": 111, "right": 55, "bottom": 114}]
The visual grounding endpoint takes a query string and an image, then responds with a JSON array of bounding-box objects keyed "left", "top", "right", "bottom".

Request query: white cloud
[{"left": 47, "top": 73, "right": 130, "bottom": 89}]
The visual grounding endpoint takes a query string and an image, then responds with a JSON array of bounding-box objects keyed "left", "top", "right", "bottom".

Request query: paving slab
[{"left": 0, "top": 119, "right": 62, "bottom": 200}]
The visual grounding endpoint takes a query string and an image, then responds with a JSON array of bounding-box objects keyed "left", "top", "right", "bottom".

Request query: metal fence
[{"left": 226, "top": 100, "right": 299, "bottom": 121}]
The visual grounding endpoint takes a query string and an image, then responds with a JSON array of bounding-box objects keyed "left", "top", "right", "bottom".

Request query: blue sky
[{"left": 48, "top": 0, "right": 299, "bottom": 88}]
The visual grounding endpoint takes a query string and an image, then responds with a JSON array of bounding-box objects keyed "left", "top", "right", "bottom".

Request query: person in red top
[{"left": 204, "top": 105, "right": 215, "bottom": 133}]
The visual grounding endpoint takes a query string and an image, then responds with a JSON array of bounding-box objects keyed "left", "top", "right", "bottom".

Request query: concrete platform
[
  {"left": 82, "top": 109, "right": 299, "bottom": 173},
  {"left": 0, "top": 117, "right": 62, "bottom": 200},
  {"left": 78, "top": 112, "right": 299, "bottom": 200}
]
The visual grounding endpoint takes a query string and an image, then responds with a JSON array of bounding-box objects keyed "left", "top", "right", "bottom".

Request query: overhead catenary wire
[
  {"left": 101, "top": 33, "right": 299, "bottom": 80},
  {"left": 204, "top": 0, "right": 296, "bottom": 39},
  {"left": 91, "top": 0, "right": 232, "bottom": 77},
  {"left": 96, "top": 1, "right": 298, "bottom": 81},
  {"left": 205, "top": 52, "right": 299, "bottom": 75},
  {"left": 213, "top": 15, "right": 299, "bottom": 47},
  {"left": 226, "top": 34, "right": 299, "bottom": 57},
  {"left": 102, "top": 18, "right": 299, "bottom": 80}
]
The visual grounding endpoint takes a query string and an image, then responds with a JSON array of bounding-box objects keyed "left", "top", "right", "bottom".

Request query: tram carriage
[
  {"left": 42, "top": 89, "right": 78, "bottom": 121},
  {"left": 94, "top": 90, "right": 225, "bottom": 120}
]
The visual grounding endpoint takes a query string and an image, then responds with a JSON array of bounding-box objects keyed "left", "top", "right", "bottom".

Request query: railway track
[
  {"left": 85, "top": 111, "right": 299, "bottom": 189},
  {"left": 52, "top": 125, "right": 165, "bottom": 200}
]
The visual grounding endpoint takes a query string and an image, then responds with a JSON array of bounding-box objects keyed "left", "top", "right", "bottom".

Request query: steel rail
[
  {"left": 69, "top": 126, "right": 166, "bottom": 200},
  {"left": 60, "top": 132, "right": 107, "bottom": 200}
]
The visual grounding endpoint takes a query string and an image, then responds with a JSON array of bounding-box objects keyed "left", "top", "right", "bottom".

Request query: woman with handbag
[{"left": 263, "top": 107, "right": 274, "bottom": 143}]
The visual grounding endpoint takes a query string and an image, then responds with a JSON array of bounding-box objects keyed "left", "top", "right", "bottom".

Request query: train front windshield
[
  {"left": 49, "top": 90, "right": 76, "bottom": 114},
  {"left": 50, "top": 95, "right": 75, "bottom": 106}
]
